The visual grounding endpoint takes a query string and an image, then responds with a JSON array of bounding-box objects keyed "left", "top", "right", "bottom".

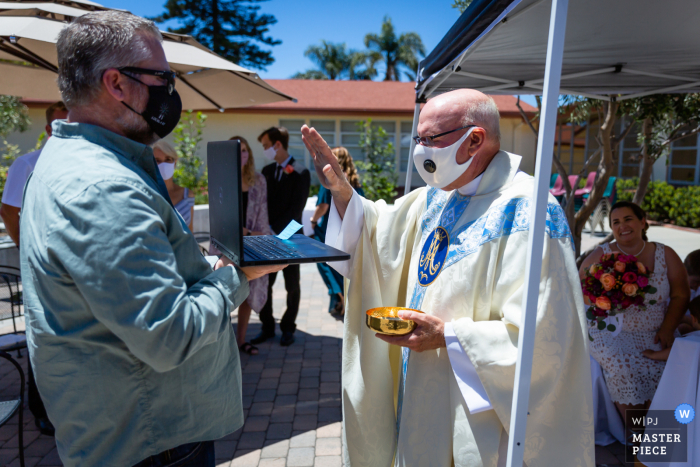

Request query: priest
[{"left": 301, "top": 89, "right": 594, "bottom": 467}]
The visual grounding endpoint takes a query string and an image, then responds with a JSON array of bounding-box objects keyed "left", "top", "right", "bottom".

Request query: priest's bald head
[{"left": 417, "top": 89, "right": 501, "bottom": 191}]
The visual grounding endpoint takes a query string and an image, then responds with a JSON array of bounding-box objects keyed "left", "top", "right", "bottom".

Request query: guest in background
[
  {"left": 0, "top": 99, "right": 67, "bottom": 437},
  {"left": 581, "top": 201, "right": 689, "bottom": 441},
  {"left": 644, "top": 296, "right": 700, "bottom": 360},
  {"left": 310, "top": 147, "right": 363, "bottom": 315},
  {"left": 153, "top": 140, "right": 195, "bottom": 230},
  {"left": 1, "top": 101, "right": 68, "bottom": 247},
  {"left": 230, "top": 136, "right": 272, "bottom": 355},
  {"left": 685, "top": 249, "right": 700, "bottom": 300},
  {"left": 252, "top": 127, "right": 310, "bottom": 347}
]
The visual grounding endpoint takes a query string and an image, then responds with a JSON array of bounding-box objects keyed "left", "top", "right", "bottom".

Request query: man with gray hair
[
  {"left": 20, "top": 10, "right": 283, "bottom": 467},
  {"left": 301, "top": 89, "right": 593, "bottom": 466}
]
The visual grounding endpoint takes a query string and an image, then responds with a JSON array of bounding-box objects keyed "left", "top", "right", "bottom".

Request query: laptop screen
[{"left": 207, "top": 140, "right": 243, "bottom": 264}]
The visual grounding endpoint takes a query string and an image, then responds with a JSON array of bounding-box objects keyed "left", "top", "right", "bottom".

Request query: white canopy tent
[
  {"left": 405, "top": 1, "right": 700, "bottom": 465},
  {"left": 0, "top": 0, "right": 293, "bottom": 109}
]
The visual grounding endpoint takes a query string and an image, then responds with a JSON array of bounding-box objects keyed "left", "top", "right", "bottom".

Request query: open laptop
[{"left": 207, "top": 140, "right": 351, "bottom": 266}]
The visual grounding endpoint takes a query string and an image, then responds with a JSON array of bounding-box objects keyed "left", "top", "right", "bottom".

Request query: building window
[
  {"left": 400, "top": 121, "right": 413, "bottom": 171},
  {"left": 340, "top": 120, "right": 396, "bottom": 163},
  {"left": 668, "top": 130, "right": 699, "bottom": 185},
  {"left": 278, "top": 119, "right": 306, "bottom": 163},
  {"left": 617, "top": 119, "right": 641, "bottom": 179},
  {"left": 309, "top": 120, "right": 336, "bottom": 148}
]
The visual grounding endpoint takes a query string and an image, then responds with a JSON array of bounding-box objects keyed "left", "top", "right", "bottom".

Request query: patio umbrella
[
  {"left": 0, "top": 0, "right": 293, "bottom": 109},
  {"left": 407, "top": 0, "right": 700, "bottom": 465}
]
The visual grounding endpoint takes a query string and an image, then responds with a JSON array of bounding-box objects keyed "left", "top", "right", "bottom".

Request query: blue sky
[
  {"left": 101, "top": 0, "right": 464, "bottom": 80},
  {"left": 101, "top": 0, "right": 539, "bottom": 105}
]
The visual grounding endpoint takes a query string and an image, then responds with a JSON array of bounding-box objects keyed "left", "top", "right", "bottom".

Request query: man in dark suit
[{"left": 252, "top": 127, "right": 310, "bottom": 346}]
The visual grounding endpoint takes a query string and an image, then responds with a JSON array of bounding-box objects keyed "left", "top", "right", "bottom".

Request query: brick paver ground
[{"left": 0, "top": 263, "right": 651, "bottom": 466}]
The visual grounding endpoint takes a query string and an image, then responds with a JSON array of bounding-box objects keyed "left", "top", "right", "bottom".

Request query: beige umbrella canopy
[{"left": 0, "top": 0, "right": 294, "bottom": 109}]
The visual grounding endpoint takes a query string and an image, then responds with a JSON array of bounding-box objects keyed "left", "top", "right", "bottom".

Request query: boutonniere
[{"left": 283, "top": 164, "right": 294, "bottom": 175}]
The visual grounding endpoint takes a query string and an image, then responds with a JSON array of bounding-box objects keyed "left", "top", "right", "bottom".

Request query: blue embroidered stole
[{"left": 394, "top": 188, "right": 574, "bottom": 438}]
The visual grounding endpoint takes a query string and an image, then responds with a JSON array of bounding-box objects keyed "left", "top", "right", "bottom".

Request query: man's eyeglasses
[
  {"left": 118, "top": 67, "right": 177, "bottom": 94},
  {"left": 413, "top": 124, "right": 476, "bottom": 147}
]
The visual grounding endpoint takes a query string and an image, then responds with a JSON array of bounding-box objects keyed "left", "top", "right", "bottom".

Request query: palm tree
[
  {"left": 291, "top": 41, "right": 378, "bottom": 80},
  {"left": 364, "top": 16, "right": 425, "bottom": 81}
]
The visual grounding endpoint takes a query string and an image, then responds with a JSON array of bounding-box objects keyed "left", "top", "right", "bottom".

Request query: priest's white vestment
[{"left": 327, "top": 151, "right": 594, "bottom": 467}]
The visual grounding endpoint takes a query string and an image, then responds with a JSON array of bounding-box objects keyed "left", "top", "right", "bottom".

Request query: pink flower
[
  {"left": 622, "top": 272, "right": 638, "bottom": 283},
  {"left": 594, "top": 270, "right": 603, "bottom": 280},
  {"left": 637, "top": 276, "right": 649, "bottom": 288},
  {"left": 600, "top": 273, "right": 616, "bottom": 291},
  {"left": 622, "top": 283, "right": 639, "bottom": 296},
  {"left": 596, "top": 296, "right": 612, "bottom": 310},
  {"left": 614, "top": 261, "right": 627, "bottom": 273},
  {"left": 589, "top": 263, "right": 600, "bottom": 276},
  {"left": 636, "top": 262, "right": 647, "bottom": 274}
]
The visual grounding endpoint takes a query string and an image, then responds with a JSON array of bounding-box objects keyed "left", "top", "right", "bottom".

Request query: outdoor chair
[
  {"left": 549, "top": 173, "right": 559, "bottom": 189},
  {"left": 575, "top": 171, "right": 597, "bottom": 198},
  {"left": 584, "top": 177, "right": 617, "bottom": 235},
  {"left": 550, "top": 175, "right": 578, "bottom": 198},
  {"left": 0, "top": 349, "right": 26, "bottom": 467},
  {"left": 549, "top": 175, "right": 563, "bottom": 196},
  {"left": 0, "top": 266, "right": 26, "bottom": 357}
]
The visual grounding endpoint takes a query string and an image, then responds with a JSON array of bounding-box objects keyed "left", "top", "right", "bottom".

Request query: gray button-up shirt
[{"left": 20, "top": 121, "right": 249, "bottom": 467}]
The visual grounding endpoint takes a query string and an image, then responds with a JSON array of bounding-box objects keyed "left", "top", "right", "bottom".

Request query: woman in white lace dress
[{"left": 580, "top": 202, "right": 690, "bottom": 438}]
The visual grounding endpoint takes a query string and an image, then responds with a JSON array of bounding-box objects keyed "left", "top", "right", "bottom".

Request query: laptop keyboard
[{"left": 243, "top": 236, "right": 304, "bottom": 261}]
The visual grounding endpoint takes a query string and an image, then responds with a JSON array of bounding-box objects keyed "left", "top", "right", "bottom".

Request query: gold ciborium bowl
[{"left": 365, "top": 307, "right": 423, "bottom": 336}]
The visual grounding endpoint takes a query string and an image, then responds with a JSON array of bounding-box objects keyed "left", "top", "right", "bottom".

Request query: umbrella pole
[
  {"left": 506, "top": 0, "right": 569, "bottom": 466},
  {"left": 403, "top": 103, "right": 421, "bottom": 194}
]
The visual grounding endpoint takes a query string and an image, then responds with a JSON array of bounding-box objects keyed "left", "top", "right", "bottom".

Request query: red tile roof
[{"left": 236, "top": 79, "right": 536, "bottom": 117}]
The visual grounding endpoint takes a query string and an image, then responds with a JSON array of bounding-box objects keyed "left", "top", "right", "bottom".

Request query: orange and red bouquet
[{"left": 581, "top": 252, "right": 657, "bottom": 339}]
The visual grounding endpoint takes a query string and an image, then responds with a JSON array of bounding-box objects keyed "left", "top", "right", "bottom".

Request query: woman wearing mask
[
  {"left": 310, "top": 147, "right": 363, "bottom": 315},
  {"left": 230, "top": 136, "right": 272, "bottom": 354},
  {"left": 153, "top": 140, "right": 196, "bottom": 230}
]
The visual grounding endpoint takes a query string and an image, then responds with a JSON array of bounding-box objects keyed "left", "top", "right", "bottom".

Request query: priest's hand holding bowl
[{"left": 375, "top": 310, "right": 447, "bottom": 352}]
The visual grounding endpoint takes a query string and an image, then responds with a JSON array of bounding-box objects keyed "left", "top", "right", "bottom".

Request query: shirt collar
[
  {"left": 277, "top": 154, "right": 293, "bottom": 168},
  {"left": 52, "top": 120, "right": 155, "bottom": 170},
  {"left": 51, "top": 120, "right": 167, "bottom": 201},
  {"left": 457, "top": 173, "right": 484, "bottom": 196}
]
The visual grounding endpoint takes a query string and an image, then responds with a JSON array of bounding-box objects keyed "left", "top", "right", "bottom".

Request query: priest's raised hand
[{"left": 301, "top": 124, "right": 353, "bottom": 218}]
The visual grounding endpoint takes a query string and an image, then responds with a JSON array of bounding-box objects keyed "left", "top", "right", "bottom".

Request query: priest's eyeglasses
[
  {"left": 118, "top": 67, "right": 177, "bottom": 94},
  {"left": 413, "top": 124, "right": 476, "bottom": 147}
]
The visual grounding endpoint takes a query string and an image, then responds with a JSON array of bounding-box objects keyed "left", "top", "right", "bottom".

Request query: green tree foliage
[
  {"left": 150, "top": 0, "right": 281, "bottom": 70},
  {"left": 452, "top": 0, "right": 474, "bottom": 13},
  {"left": 172, "top": 111, "right": 209, "bottom": 203},
  {"left": 617, "top": 178, "right": 700, "bottom": 228},
  {"left": 0, "top": 96, "right": 31, "bottom": 195},
  {"left": 364, "top": 16, "right": 425, "bottom": 81},
  {"left": 528, "top": 93, "right": 700, "bottom": 258},
  {"left": 0, "top": 95, "right": 30, "bottom": 138},
  {"left": 355, "top": 119, "right": 397, "bottom": 203},
  {"left": 292, "top": 41, "right": 377, "bottom": 80}
]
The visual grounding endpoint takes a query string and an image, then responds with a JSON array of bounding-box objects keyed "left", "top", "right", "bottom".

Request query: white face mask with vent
[{"left": 413, "top": 127, "right": 475, "bottom": 189}]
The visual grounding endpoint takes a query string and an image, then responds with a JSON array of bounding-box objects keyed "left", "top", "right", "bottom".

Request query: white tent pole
[
  {"left": 506, "top": 0, "right": 569, "bottom": 465},
  {"left": 404, "top": 103, "right": 421, "bottom": 193}
]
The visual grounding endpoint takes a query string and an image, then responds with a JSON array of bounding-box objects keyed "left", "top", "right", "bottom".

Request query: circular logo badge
[
  {"left": 675, "top": 403, "right": 695, "bottom": 424},
  {"left": 418, "top": 226, "right": 449, "bottom": 286}
]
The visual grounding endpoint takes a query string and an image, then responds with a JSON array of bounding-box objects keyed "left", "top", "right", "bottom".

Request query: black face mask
[{"left": 121, "top": 74, "right": 182, "bottom": 139}]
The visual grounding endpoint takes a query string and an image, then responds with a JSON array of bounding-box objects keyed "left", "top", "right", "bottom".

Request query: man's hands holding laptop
[{"left": 215, "top": 256, "right": 286, "bottom": 281}]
